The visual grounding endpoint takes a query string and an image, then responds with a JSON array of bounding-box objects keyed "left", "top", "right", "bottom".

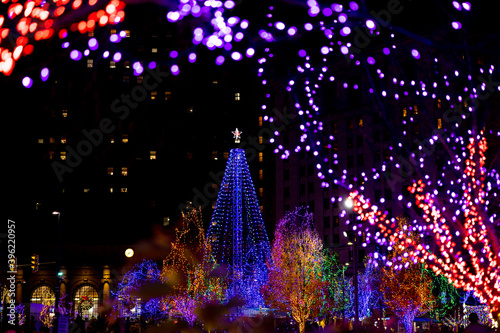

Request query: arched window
[
  {"left": 31, "top": 285, "right": 56, "bottom": 306},
  {"left": 73, "top": 285, "right": 99, "bottom": 319}
]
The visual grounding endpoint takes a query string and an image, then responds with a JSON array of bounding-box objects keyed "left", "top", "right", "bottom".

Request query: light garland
[{"left": 206, "top": 147, "right": 270, "bottom": 307}]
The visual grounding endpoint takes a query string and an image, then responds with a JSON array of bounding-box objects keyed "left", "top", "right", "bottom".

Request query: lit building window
[
  {"left": 437, "top": 99, "right": 442, "bottom": 109},
  {"left": 38, "top": 138, "right": 44, "bottom": 144},
  {"left": 259, "top": 169, "right": 264, "bottom": 180},
  {"left": 258, "top": 116, "right": 263, "bottom": 126},
  {"left": 137, "top": 76, "right": 143, "bottom": 84},
  {"left": 212, "top": 80, "right": 218, "bottom": 84},
  {"left": 259, "top": 187, "right": 264, "bottom": 197},
  {"left": 165, "top": 91, "right": 171, "bottom": 100},
  {"left": 107, "top": 167, "right": 114, "bottom": 176},
  {"left": 125, "top": 30, "right": 131, "bottom": 37},
  {"left": 437, "top": 118, "right": 442, "bottom": 129},
  {"left": 121, "top": 187, "right": 128, "bottom": 193},
  {"left": 413, "top": 105, "right": 418, "bottom": 114},
  {"left": 61, "top": 136, "right": 67, "bottom": 144},
  {"left": 73, "top": 285, "right": 99, "bottom": 320},
  {"left": 224, "top": 152, "right": 229, "bottom": 159},
  {"left": 150, "top": 151, "right": 157, "bottom": 160},
  {"left": 110, "top": 29, "right": 116, "bottom": 34},
  {"left": 259, "top": 136, "right": 263, "bottom": 144},
  {"left": 358, "top": 117, "right": 364, "bottom": 127},
  {"left": 124, "top": 61, "right": 130, "bottom": 69},
  {"left": 110, "top": 61, "right": 116, "bottom": 68},
  {"left": 152, "top": 47, "right": 158, "bottom": 53},
  {"left": 83, "top": 188, "right": 90, "bottom": 193},
  {"left": 402, "top": 107, "right": 407, "bottom": 117},
  {"left": 187, "top": 106, "right": 194, "bottom": 113},
  {"left": 30, "top": 285, "right": 55, "bottom": 306},
  {"left": 88, "top": 31, "right": 94, "bottom": 37},
  {"left": 62, "top": 109, "right": 68, "bottom": 117},
  {"left": 122, "top": 135, "right": 128, "bottom": 143},
  {"left": 151, "top": 91, "right": 157, "bottom": 100},
  {"left": 109, "top": 187, "right": 114, "bottom": 193},
  {"left": 121, "top": 167, "right": 128, "bottom": 176},
  {"left": 212, "top": 151, "right": 218, "bottom": 160},
  {"left": 49, "top": 151, "right": 54, "bottom": 159},
  {"left": 60, "top": 151, "right": 66, "bottom": 160},
  {"left": 110, "top": 136, "right": 115, "bottom": 143},
  {"left": 50, "top": 137, "right": 55, "bottom": 144},
  {"left": 258, "top": 152, "right": 263, "bottom": 162},
  {"left": 87, "top": 59, "right": 93, "bottom": 68},
  {"left": 235, "top": 92, "right": 241, "bottom": 101}
]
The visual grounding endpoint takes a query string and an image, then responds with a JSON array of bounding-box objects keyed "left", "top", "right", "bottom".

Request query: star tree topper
[{"left": 232, "top": 128, "right": 242, "bottom": 143}]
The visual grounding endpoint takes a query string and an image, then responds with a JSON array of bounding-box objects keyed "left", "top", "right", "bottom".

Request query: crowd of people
[{"left": 2, "top": 312, "right": 497, "bottom": 333}]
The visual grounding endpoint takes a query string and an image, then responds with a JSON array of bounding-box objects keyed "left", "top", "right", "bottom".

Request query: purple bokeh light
[
  {"left": 88, "top": 38, "right": 99, "bottom": 51},
  {"left": 69, "top": 50, "right": 82, "bottom": 61},
  {"left": 22, "top": 76, "right": 33, "bottom": 88},
  {"left": 40, "top": 68, "right": 49, "bottom": 82}
]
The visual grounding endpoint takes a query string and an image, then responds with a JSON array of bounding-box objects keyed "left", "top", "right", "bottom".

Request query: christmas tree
[{"left": 206, "top": 129, "right": 270, "bottom": 306}]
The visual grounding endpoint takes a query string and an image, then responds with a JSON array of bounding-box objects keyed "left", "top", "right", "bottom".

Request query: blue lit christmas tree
[{"left": 206, "top": 129, "right": 270, "bottom": 307}]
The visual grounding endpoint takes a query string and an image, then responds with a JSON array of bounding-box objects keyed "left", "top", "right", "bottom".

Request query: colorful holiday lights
[
  {"left": 351, "top": 135, "right": 499, "bottom": 317},
  {"left": 206, "top": 148, "right": 270, "bottom": 307}
]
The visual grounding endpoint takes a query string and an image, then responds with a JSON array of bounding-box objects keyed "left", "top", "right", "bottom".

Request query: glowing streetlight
[{"left": 125, "top": 248, "right": 134, "bottom": 258}]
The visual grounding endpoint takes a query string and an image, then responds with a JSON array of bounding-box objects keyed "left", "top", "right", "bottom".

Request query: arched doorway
[{"left": 73, "top": 284, "right": 99, "bottom": 319}]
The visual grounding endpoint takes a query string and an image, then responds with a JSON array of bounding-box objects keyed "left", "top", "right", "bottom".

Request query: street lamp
[
  {"left": 52, "top": 211, "right": 62, "bottom": 329},
  {"left": 344, "top": 199, "right": 359, "bottom": 329}
]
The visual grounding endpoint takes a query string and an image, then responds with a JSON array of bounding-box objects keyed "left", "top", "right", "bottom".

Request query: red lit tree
[{"left": 349, "top": 134, "right": 500, "bottom": 319}]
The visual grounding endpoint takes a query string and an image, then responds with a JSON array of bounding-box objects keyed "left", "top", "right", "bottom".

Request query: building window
[
  {"left": 137, "top": 76, "right": 143, "bottom": 84},
  {"left": 258, "top": 116, "right": 263, "bottom": 126},
  {"left": 31, "top": 285, "right": 55, "bottom": 306},
  {"left": 87, "top": 59, "right": 93, "bottom": 68},
  {"left": 88, "top": 31, "right": 94, "bottom": 37},
  {"left": 109, "top": 187, "right": 114, "bottom": 193},
  {"left": 122, "top": 135, "right": 129, "bottom": 143},
  {"left": 437, "top": 99, "right": 442, "bottom": 109},
  {"left": 413, "top": 105, "right": 418, "bottom": 115},
  {"left": 152, "top": 47, "right": 158, "bottom": 53},
  {"left": 402, "top": 107, "right": 407, "bottom": 118},
  {"left": 73, "top": 285, "right": 99, "bottom": 320},
  {"left": 150, "top": 151, "right": 157, "bottom": 160},
  {"left": 151, "top": 91, "right": 157, "bottom": 100},
  {"left": 186, "top": 152, "right": 193, "bottom": 159},
  {"left": 234, "top": 92, "right": 241, "bottom": 101},
  {"left": 124, "top": 61, "right": 130, "bottom": 68},
  {"left": 258, "top": 152, "right": 263, "bottom": 162},
  {"left": 187, "top": 106, "right": 194, "bottom": 113},
  {"left": 324, "top": 235, "right": 330, "bottom": 247},
  {"left": 259, "top": 169, "right": 264, "bottom": 180},
  {"left": 121, "top": 167, "right": 128, "bottom": 176},
  {"left": 61, "top": 136, "right": 67, "bottom": 144},
  {"left": 323, "top": 216, "right": 330, "bottom": 228},
  {"left": 348, "top": 118, "right": 354, "bottom": 129},
  {"left": 121, "top": 187, "right": 128, "bottom": 193},
  {"left": 437, "top": 118, "right": 442, "bottom": 129},
  {"left": 165, "top": 91, "right": 171, "bottom": 100},
  {"left": 358, "top": 117, "right": 364, "bottom": 127},
  {"left": 125, "top": 30, "right": 130, "bottom": 37},
  {"left": 60, "top": 151, "right": 67, "bottom": 160},
  {"left": 38, "top": 138, "right": 44, "bottom": 144},
  {"left": 110, "top": 61, "right": 116, "bottom": 69},
  {"left": 259, "top": 187, "right": 264, "bottom": 197},
  {"left": 212, "top": 151, "right": 218, "bottom": 160},
  {"left": 83, "top": 188, "right": 90, "bottom": 193},
  {"left": 223, "top": 152, "right": 229, "bottom": 159},
  {"left": 62, "top": 109, "right": 68, "bottom": 117},
  {"left": 258, "top": 136, "right": 263, "bottom": 144}
]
